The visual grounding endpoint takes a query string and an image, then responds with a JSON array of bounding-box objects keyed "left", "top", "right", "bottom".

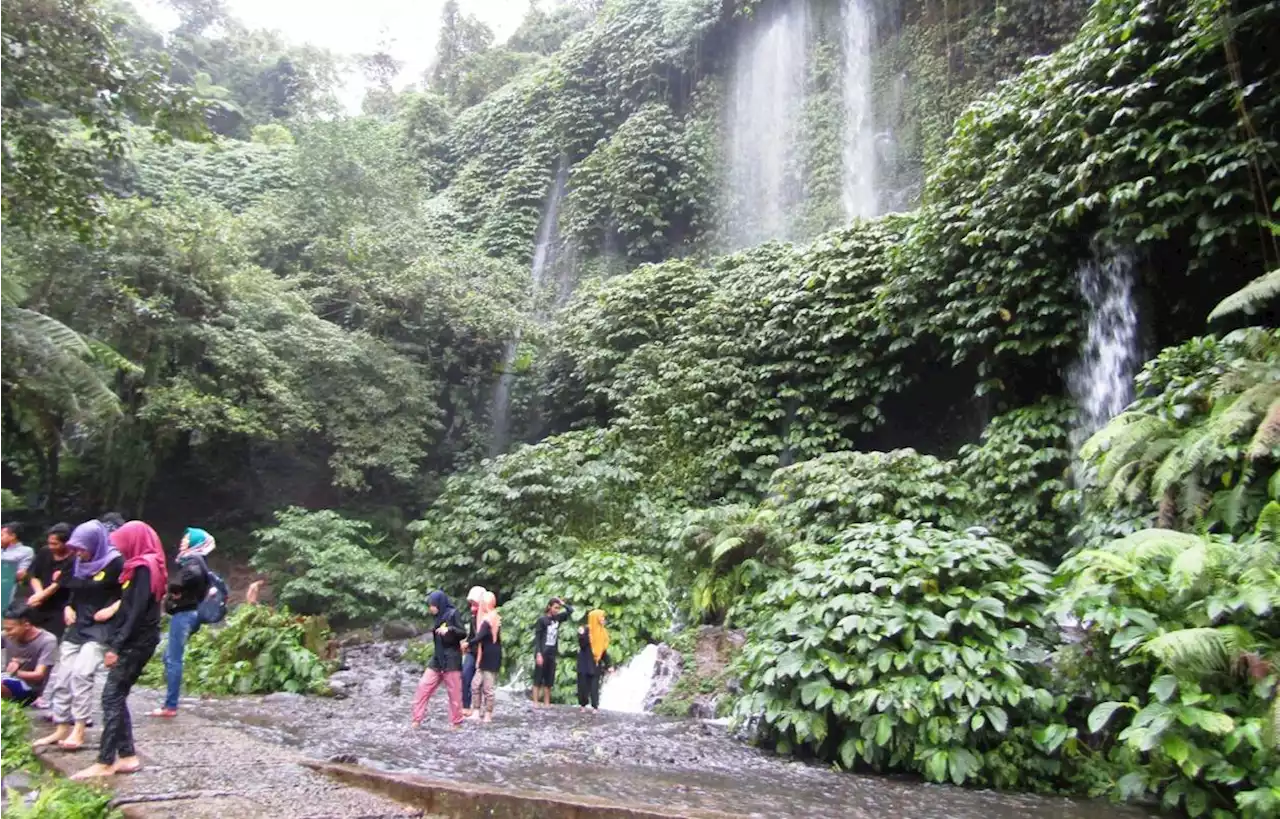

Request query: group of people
[
  {"left": 411, "top": 588, "right": 614, "bottom": 729},
  {"left": 0, "top": 517, "right": 221, "bottom": 779}
]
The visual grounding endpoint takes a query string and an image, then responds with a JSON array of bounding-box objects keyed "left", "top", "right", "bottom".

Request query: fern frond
[
  {"left": 1248, "top": 399, "right": 1280, "bottom": 460},
  {"left": 1208, "top": 268, "right": 1280, "bottom": 323},
  {"left": 1111, "top": 528, "right": 1203, "bottom": 562},
  {"left": 1143, "top": 625, "right": 1253, "bottom": 675}
]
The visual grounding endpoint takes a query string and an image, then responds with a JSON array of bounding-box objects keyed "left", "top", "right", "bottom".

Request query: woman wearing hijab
[
  {"left": 33, "top": 520, "right": 124, "bottom": 750},
  {"left": 411, "top": 590, "right": 467, "bottom": 729},
  {"left": 469, "top": 591, "right": 502, "bottom": 722},
  {"left": 576, "top": 609, "right": 612, "bottom": 712},
  {"left": 150, "top": 527, "right": 214, "bottom": 718},
  {"left": 73, "top": 521, "right": 166, "bottom": 779},
  {"left": 461, "top": 585, "right": 486, "bottom": 716}
]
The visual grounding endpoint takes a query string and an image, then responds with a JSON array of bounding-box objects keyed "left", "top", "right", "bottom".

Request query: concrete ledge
[{"left": 302, "top": 760, "right": 747, "bottom": 819}]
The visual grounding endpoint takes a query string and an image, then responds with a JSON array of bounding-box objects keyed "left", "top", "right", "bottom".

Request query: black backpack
[{"left": 198, "top": 569, "right": 229, "bottom": 625}]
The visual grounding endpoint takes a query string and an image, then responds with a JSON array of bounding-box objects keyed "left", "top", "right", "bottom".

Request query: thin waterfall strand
[
  {"left": 723, "top": 3, "right": 810, "bottom": 249},
  {"left": 841, "top": 0, "right": 877, "bottom": 220},
  {"left": 1067, "top": 250, "right": 1141, "bottom": 451}
]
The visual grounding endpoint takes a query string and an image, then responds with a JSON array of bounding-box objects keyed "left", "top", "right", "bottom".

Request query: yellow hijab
[{"left": 587, "top": 609, "right": 609, "bottom": 663}]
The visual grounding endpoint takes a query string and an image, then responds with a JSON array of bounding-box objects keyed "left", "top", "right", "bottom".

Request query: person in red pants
[{"left": 411, "top": 590, "right": 466, "bottom": 730}]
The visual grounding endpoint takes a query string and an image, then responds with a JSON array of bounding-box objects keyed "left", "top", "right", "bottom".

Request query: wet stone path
[{"left": 155, "top": 641, "right": 1155, "bottom": 819}]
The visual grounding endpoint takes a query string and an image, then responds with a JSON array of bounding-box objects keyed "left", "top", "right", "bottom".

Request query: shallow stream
[{"left": 173, "top": 641, "right": 1153, "bottom": 819}]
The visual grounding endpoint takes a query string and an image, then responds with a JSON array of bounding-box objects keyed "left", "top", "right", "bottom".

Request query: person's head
[
  {"left": 46, "top": 523, "right": 71, "bottom": 554},
  {"left": 179, "top": 527, "right": 215, "bottom": 558},
  {"left": 68, "top": 519, "right": 110, "bottom": 563},
  {"left": 545, "top": 597, "right": 562, "bottom": 617},
  {"left": 589, "top": 609, "right": 607, "bottom": 628},
  {"left": 1, "top": 522, "right": 22, "bottom": 548},
  {"left": 2, "top": 603, "right": 38, "bottom": 642},
  {"left": 427, "top": 590, "right": 450, "bottom": 616},
  {"left": 98, "top": 512, "right": 125, "bottom": 533},
  {"left": 466, "top": 585, "right": 486, "bottom": 616}
]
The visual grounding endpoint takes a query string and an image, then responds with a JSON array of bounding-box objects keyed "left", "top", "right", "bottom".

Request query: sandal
[{"left": 148, "top": 708, "right": 178, "bottom": 718}]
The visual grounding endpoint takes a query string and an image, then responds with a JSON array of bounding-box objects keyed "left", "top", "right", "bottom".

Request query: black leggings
[
  {"left": 98, "top": 637, "right": 158, "bottom": 766},
  {"left": 577, "top": 672, "right": 601, "bottom": 709}
]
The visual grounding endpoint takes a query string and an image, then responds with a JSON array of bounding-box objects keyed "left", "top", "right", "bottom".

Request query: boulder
[{"left": 382, "top": 620, "right": 421, "bottom": 640}]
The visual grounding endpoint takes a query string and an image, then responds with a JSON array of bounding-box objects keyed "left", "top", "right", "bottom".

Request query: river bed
[{"left": 168, "top": 641, "right": 1153, "bottom": 819}]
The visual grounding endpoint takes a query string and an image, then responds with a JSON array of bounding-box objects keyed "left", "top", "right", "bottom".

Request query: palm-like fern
[
  {"left": 1081, "top": 328, "right": 1280, "bottom": 529},
  {"left": 672, "top": 503, "right": 786, "bottom": 626}
]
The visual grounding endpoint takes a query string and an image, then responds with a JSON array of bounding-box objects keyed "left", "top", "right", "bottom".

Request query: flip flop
[
  {"left": 113, "top": 763, "right": 142, "bottom": 775},
  {"left": 147, "top": 708, "right": 178, "bottom": 718},
  {"left": 56, "top": 740, "right": 84, "bottom": 750}
]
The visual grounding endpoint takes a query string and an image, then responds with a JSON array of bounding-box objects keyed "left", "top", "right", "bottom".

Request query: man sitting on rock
[{"left": 1, "top": 602, "right": 58, "bottom": 706}]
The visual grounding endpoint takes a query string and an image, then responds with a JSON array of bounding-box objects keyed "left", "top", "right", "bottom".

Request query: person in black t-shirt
[
  {"left": 531, "top": 597, "right": 572, "bottom": 707},
  {"left": 26, "top": 523, "right": 75, "bottom": 639}
]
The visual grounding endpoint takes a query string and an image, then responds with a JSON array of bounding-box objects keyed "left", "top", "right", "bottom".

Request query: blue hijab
[{"left": 427, "top": 590, "right": 454, "bottom": 625}]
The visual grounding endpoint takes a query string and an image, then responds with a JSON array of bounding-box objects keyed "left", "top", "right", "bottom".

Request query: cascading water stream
[
  {"left": 488, "top": 162, "right": 568, "bottom": 458},
  {"left": 841, "top": 0, "right": 878, "bottom": 220},
  {"left": 599, "top": 643, "right": 659, "bottom": 714},
  {"left": 723, "top": 2, "right": 810, "bottom": 249},
  {"left": 1067, "top": 249, "right": 1141, "bottom": 453}
]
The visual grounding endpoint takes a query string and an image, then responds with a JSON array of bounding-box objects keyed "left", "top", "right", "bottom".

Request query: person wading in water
[{"left": 411, "top": 590, "right": 467, "bottom": 730}]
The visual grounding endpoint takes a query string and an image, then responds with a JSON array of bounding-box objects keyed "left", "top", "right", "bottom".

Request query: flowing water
[
  {"left": 487, "top": 163, "right": 568, "bottom": 458},
  {"left": 723, "top": 2, "right": 810, "bottom": 249},
  {"left": 842, "top": 0, "right": 878, "bottom": 220},
  {"left": 599, "top": 643, "right": 659, "bottom": 713},
  {"left": 180, "top": 640, "right": 1153, "bottom": 819},
  {"left": 1067, "top": 249, "right": 1141, "bottom": 451}
]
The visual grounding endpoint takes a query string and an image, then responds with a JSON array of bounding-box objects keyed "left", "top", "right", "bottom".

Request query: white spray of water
[
  {"left": 723, "top": 3, "right": 810, "bottom": 249},
  {"left": 841, "top": 0, "right": 878, "bottom": 220},
  {"left": 1067, "top": 250, "right": 1141, "bottom": 451},
  {"left": 488, "top": 162, "right": 568, "bottom": 458},
  {"left": 599, "top": 643, "right": 660, "bottom": 714}
]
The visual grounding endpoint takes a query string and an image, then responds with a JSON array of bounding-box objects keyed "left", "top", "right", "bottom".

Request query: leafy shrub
[
  {"left": 1081, "top": 328, "right": 1279, "bottom": 536},
  {"left": 2, "top": 701, "right": 119, "bottom": 819},
  {"left": 500, "top": 550, "right": 671, "bottom": 696},
  {"left": 957, "top": 400, "right": 1074, "bottom": 559},
  {"left": 161, "top": 604, "right": 333, "bottom": 695},
  {"left": 411, "top": 430, "right": 673, "bottom": 596},
  {"left": 768, "top": 449, "right": 972, "bottom": 543},
  {"left": 736, "top": 521, "right": 1072, "bottom": 789},
  {"left": 251, "top": 507, "right": 424, "bottom": 624},
  {"left": 1056, "top": 528, "right": 1280, "bottom": 817},
  {"left": 667, "top": 503, "right": 787, "bottom": 627}
]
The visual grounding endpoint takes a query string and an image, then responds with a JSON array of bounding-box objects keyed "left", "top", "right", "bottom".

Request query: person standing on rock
[
  {"left": 470, "top": 591, "right": 501, "bottom": 722},
  {"left": 576, "top": 609, "right": 612, "bottom": 711},
  {"left": 149, "top": 527, "right": 214, "bottom": 718},
  {"left": 411, "top": 590, "right": 467, "bottom": 730},
  {"left": 34, "top": 520, "right": 123, "bottom": 751},
  {"left": 72, "top": 521, "right": 166, "bottom": 779},
  {"left": 461, "top": 585, "right": 486, "bottom": 717},
  {"left": 532, "top": 596, "right": 572, "bottom": 706}
]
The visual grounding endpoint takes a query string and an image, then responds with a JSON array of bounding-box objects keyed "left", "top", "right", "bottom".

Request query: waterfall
[
  {"left": 841, "top": 0, "right": 877, "bottom": 220},
  {"left": 599, "top": 644, "right": 660, "bottom": 714},
  {"left": 723, "top": 2, "right": 810, "bottom": 249},
  {"left": 488, "top": 163, "right": 568, "bottom": 458},
  {"left": 1067, "top": 250, "right": 1141, "bottom": 451}
]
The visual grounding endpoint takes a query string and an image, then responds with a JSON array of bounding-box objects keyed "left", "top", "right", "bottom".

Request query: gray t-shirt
[
  {"left": 2, "top": 628, "right": 58, "bottom": 695},
  {"left": 1, "top": 543, "right": 35, "bottom": 573}
]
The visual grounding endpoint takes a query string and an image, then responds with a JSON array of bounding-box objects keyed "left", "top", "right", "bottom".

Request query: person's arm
[
  {"left": 554, "top": 602, "right": 573, "bottom": 622},
  {"left": 108, "top": 568, "right": 152, "bottom": 654},
  {"left": 94, "top": 599, "right": 122, "bottom": 622},
  {"left": 15, "top": 547, "right": 33, "bottom": 580},
  {"left": 447, "top": 609, "right": 467, "bottom": 640}
]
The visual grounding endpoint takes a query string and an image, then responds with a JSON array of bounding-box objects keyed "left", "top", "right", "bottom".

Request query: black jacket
[
  {"left": 471, "top": 619, "right": 502, "bottom": 672},
  {"left": 576, "top": 626, "right": 611, "bottom": 677},
  {"left": 429, "top": 606, "right": 467, "bottom": 672},
  {"left": 110, "top": 566, "right": 161, "bottom": 653},
  {"left": 166, "top": 555, "right": 210, "bottom": 614}
]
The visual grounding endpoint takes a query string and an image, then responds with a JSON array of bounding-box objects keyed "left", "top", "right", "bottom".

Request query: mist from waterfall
[
  {"left": 841, "top": 0, "right": 878, "bottom": 220},
  {"left": 488, "top": 163, "right": 568, "bottom": 458},
  {"left": 1067, "top": 249, "right": 1141, "bottom": 452},
  {"left": 723, "top": 2, "right": 810, "bottom": 249}
]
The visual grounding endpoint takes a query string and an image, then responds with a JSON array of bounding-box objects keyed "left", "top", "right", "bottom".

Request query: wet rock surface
[{"left": 172, "top": 639, "right": 1154, "bottom": 819}]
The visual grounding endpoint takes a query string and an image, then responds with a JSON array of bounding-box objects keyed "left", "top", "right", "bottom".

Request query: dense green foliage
[
  {"left": 0, "top": 702, "right": 120, "bottom": 819},
  {"left": 141, "top": 604, "right": 333, "bottom": 695},
  {"left": 736, "top": 522, "right": 1069, "bottom": 789},
  {"left": 2, "top": 0, "right": 1278, "bottom": 811}
]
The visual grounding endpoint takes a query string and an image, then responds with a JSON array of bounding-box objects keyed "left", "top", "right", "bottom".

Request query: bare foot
[
  {"left": 33, "top": 725, "right": 70, "bottom": 747},
  {"left": 411, "top": 721, "right": 422, "bottom": 730},
  {"left": 59, "top": 723, "right": 87, "bottom": 750},
  {"left": 463, "top": 708, "right": 473, "bottom": 717},
  {"left": 482, "top": 714, "right": 492, "bottom": 723},
  {"left": 70, "top": 763, "right": 116, "bottom": 780},
  {"left": 113, "top": 756, "right": 142, "bottom": 774}
]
